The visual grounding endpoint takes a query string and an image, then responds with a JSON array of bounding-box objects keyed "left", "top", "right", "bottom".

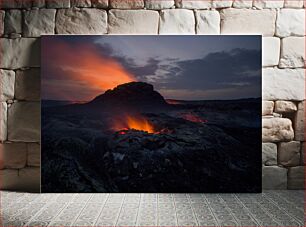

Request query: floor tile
[{"left": 0, "top": 190, "right": 304, "bottom": 227}]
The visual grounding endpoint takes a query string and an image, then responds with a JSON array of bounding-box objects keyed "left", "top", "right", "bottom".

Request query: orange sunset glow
[{"left": 42, "top": 37, "right": 135, "bottom": 101}]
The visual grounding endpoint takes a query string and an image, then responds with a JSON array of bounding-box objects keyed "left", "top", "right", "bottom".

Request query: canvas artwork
[{"left": 41, "top": 35, "right": 262, "bottom": 193}]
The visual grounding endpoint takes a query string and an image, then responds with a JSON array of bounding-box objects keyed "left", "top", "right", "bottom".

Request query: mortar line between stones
[
  {"left": 54, "top": 9, "right": 58, "bottom": 34},
  {"left": 193, "top": 9, "right": 197, "bottom": 34}
]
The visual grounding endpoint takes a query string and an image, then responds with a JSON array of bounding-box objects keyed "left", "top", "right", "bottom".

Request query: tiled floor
[{"left": 1, "top": 190, "right": 304, "bottom": 226}]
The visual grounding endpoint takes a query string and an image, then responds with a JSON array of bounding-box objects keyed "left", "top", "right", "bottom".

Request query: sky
[{"left": 42, "top": 35, "right": 261, "bottom": 101}]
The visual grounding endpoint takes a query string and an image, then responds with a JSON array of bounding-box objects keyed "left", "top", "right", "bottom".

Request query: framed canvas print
[{"left": 41, "top": 35, "right": 262, "bottom": 193}]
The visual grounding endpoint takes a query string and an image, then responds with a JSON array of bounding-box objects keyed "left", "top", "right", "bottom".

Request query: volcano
[
  {"left": 42, "top": 81, "right": 262, "bottom": 193},
  {"left": 87, "top": 82, "right": 169, "bottom": 111},
  {"left": 44, "top": 82, "right": 170, "bottom": 115}
]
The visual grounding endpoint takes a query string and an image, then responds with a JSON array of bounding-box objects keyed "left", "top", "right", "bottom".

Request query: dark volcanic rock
[
  {"left": 90, "top": 114, "right": 261, "bottom": 193},
  {"left": 88, "top": 82, "right": 168, "bottom": 111},
  {"left": 41, "top": 84, "right": 262, "bottom": 193}
]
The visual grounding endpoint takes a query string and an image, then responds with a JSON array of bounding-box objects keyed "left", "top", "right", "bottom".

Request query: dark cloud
[
  {"left": 167, "top": 48, "right": 261, "bottom": 89},
  {"left": 93, "top": 44, "right": 262, "bottom": 99},
  {"left": 149, "top": 48, "right": 262, "bottom": 99},
  {"left": 89, "top": 43, "right": 163, "bottom": 80},
  {"left": 124, "top": 58, "right": 161, "bottom": 80}
]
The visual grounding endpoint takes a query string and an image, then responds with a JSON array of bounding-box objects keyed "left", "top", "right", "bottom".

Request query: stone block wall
[{"left": 0, "top": 0, "right": 305, "bottom": 192}]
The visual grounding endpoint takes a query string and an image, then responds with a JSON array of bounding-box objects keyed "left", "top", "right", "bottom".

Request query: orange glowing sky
[{"left": 42, "top": 37, "right": 135, "bottom": 101}]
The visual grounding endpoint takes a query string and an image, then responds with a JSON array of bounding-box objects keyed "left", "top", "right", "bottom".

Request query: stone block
[
  {"left": 56, "top": 8, "right": 107, "bottom": 34},
  {"left": 220, "top": 8, "right": 276, "bottom": 36},
  {"left": 0, "top": 142, "right": 27, "bottom": 169},
  {"left": 0, "top": 169, "right": 19, "bottom": 190},
  {"left": 195, "top": 10, "right": 220, "bottom": 34},
  {"left": 0, "top": 168, "right": 40, "bottom": 192},
  {"left": 262, "top": 101, "right": 274, "bottom": 115},
  {"left": 159, "top": 9, "right": 195, "bottom": 34},
  {"left": 262, "top": 118, "right": 294, "bottom": 142},
  {"left": 253, "top": 0, "right": 284, "bottom": 8},
  {"left": 19, "top": 167, "right": 40, "bottom": 192},
  {"left": 15, "top": 69, "right": 40, "bottom": 101},
  {"left": 110, "top": 0, "right": 144, "bottom": 8},
  {"left": 0, "top": 102, "right": 7, "bottom": 142},
  {"left": 262, "top": 68, "right": 305, "bottom": 101},
  {"left": 0, "top": 38, "right": 40, "bottom": 69},
  {"left": 8, "top": 102, "right": 40, "bottom": 142},
  {"left": 212, "top": 0, "right": 233, "bottom": 8},
  {"left": 262, "top": 37, "right": 280, "bottom": 66},
  {"left": 32, "top": 0, "right": 46, "bottom": 8},
  {"left": 280, "top": 37, "right": 305, "bottom": 68},
  {"left": 46, "top": 0, "right": 70, "bottom": 8},
  {"left": 288, "top": 166, "right": 304, "bottom": 189},
  {"left": 262, "top": 166, "right": 287, "bottom": 189},
  {"left": 262, "top": 143, "right": 277, "bottom": 166},
  {"left": 91, "top": 0, "right": 108, "bottom": 8},
  {"left": 301, "top": 142, "right": 305, "bottom": 165},
  {"left": 24, "top": 9, "right": 56, "bottom": 37},
  {"left": 109, "top": 10, "right": 159, "bottom": 34},
  {"left": 175, "top": 0, "right": 212, "bottom": 9},
  {"left": 27, "top": 143, "right": 40, "bottom": 167},
  {"left": 276, "top": 9, "right": 305, "bottom": 37},
  {"left": 0, "top": 0, "right": 32, "bottom": 8},
  {"left": 145, "top": 0, "right": 175, "bottom": 9},
  {"left": 284, "top": 0, "right": 304, "bottom": 8},
  {"left": 0, "top": 10, "right": 4, "bottom": 35},
  {"left": 71, "top": 0, "right": 91, "bottom": 7},
  {"left": 294, "top": 101, "right": 305, "bottom": 141},
  {"left": 278, "top": 141, "right": 301, "bottom": 166},
  {"left": 232, "top": 0, "right": 253, "bottom": 8},
  {"left": 274, "top": 101, "right": 297, "bottom": 113},
  {"left": 4, "top": 9, "right": 22, "bottom": 34},
  {"left": 0, "top": 69, "right": 15, "bottom": 102}
]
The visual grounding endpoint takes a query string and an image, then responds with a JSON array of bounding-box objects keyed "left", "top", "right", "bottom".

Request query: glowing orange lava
[
  {"left": 113, "top": 115, "right": 155, "bottom": 133},
  {"left": 180, "top": 113, "right": 207, "bottom": 123},
  {"left": 126, "top": 116, "right": 155, "bottom": 133}
]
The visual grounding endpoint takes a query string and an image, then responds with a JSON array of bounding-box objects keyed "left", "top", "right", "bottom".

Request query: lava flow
[
  {"left": 180, "top": 112, "right": 208, "bottom": 123},
  {"left": 113, "top": 115, "right": 155, "bottom": 134}
]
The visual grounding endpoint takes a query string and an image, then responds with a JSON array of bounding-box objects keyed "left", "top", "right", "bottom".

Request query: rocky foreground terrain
[{"left": 42, "top": 82, "right": 262, "bottom": 192}]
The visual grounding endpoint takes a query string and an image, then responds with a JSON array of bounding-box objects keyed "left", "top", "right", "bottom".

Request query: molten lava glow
[
  {"left": 42, "top": 37, "right": 135, "bottom": 101},
  {"left": 181, "top": 113, "right": 207, "bottom": 123},
  {"left": 113, "top": 115, "right": 155, "bottom": 133},
  {"left": 166, "top": 99, "right": 182, "bottom": 105},
  {"left": 126, "top": 116, "right": 155, "bottom": 133}
]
